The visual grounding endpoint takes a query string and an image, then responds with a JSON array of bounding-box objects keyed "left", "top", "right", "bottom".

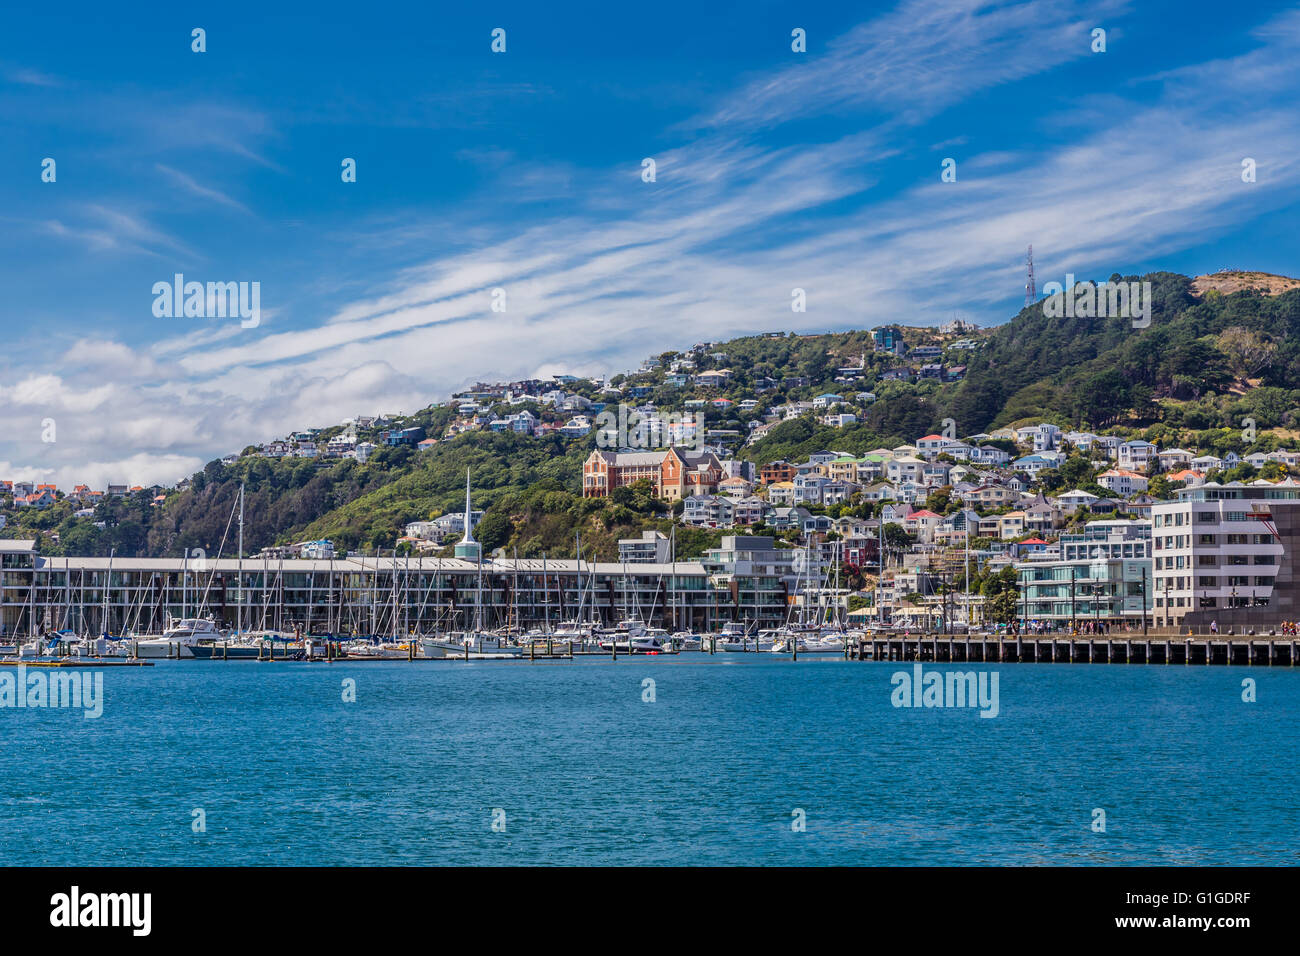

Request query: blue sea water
[{"left": 0, "top": 656, "right": 1295, "bottom": 866}]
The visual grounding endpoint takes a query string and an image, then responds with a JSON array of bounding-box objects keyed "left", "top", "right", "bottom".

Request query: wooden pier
[{"left": 847, "top": 634, "right": 1300, "bottom": 666}]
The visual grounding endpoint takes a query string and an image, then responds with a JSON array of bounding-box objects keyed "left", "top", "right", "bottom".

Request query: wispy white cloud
[
  {"left": 696, "top": 0, "right": 1132, "bottom": 130},
  {"left": 3, "top": 1, "right": 1298, "bottom": 488},
  {"left": 156, "top": 164, "right": 252, "bottom": 215},
  {"left": 40, "top": 204, "right": 198, "bottom": 260}
]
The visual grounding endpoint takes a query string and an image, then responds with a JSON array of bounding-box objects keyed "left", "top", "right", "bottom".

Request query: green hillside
[{"left": 11, "top": 269, "right": 1300, "bottom": 559}]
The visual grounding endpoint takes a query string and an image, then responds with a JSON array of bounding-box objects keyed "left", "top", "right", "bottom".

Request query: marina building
[{"left": 0, "top": 536, "right": 805, "bottom": 639}]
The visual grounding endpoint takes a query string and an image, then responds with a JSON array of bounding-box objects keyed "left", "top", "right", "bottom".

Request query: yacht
[
  {"left": 669, "top": 632, "right": 703, "bottom": 651},
  {"left": 420, "top": 631, "right": 525, "bottom": 659},
  {"left": 129, "top": 618, "right": 224, "bottom": 658},
  {"left": 189, "top": 630, "right": 300, "bottom": 659},
  {"left": 721, "top": 625, "right": 777, "bottom": 652},
  {"left": 70, "top": 635, "right": 131, "bottom": 658},
  {"left": 770, "top": 631, "right": 846, "bottom": 654},
  {"left": 343, "top": 638, "right": 416, "bottom": 660},
  {"left": 597, "top": 620, "right": 676, "bottom": 654}
]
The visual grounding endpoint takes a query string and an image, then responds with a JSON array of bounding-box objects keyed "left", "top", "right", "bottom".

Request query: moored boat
[
  {"left": 129, "top": 617, "right": 225, "bottom": 658},
  {"left": 419, "top": 631, "right": 525, "bottom": 659}
]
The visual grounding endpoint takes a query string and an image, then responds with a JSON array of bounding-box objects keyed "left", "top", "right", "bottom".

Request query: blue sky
[{"left": 2, "top": 0, "right": 1299, "bottom": 488}]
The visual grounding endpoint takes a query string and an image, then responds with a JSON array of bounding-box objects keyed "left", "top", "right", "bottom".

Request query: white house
[
  {"left": 1097, "top": 469, "right": 1149, "bottom": 496},
  {"left": 1056, "top": 489, "right": 1099, "bottom": 514},
  {"left": 1117, "top": 440, "right": 1158, "bottom": 472}
]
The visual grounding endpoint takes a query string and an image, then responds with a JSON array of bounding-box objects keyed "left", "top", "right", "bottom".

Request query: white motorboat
[
  {"left": 597, "top": 635, "right": 677, "bottom": 654},
  {"left": 129, "top": 618, "right": 224, "bottom": 658},
  {"left": 669, "top": 632, "right": 703, "bottom": 651},
  {"left": 722, "top": 626, "right": 779, "bottom": 652},
  {"left": 597, "top": 619, "right": 676, "bottom": 654},
  {"left": 770, "top": 631, "right": 846, "bottom": 654}
]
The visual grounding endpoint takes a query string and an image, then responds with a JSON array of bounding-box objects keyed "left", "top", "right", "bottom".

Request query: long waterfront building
[{"left": 0, "top": 536, "right": 804, "bottom": 638}]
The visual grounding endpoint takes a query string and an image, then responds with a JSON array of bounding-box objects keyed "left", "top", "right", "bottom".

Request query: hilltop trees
[{"left": 942, "top": 272, "right": 1300, "bottom": 433}]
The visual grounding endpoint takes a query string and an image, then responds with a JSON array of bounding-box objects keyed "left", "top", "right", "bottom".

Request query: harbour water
[{"left": 2, "top": 657, "right": 1295, "bottom": 865}]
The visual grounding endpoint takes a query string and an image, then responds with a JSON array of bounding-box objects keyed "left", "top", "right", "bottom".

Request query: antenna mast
[{"left": 1025, "top": 245, "right": 1036, "bottom": 307}]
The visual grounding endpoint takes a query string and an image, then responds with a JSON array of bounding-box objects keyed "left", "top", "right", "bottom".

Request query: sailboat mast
[
  {"left": 237, "top": 482, "right": 244, "bottom": 634},
  {"left": 104, "top": 548, "right": 115, "bottom": 638},
  {"left": 670, "top": 525, "right": 676, "bottom": 631},
  {"left": 965, "top": 508, "right": 971, "bottom": 629}
]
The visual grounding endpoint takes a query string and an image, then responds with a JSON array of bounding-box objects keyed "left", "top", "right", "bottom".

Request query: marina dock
[
  {"left": 850, "top": 634, "right": 1300, "bottom": 666},
  {"left": 0, "top": 659, "right": 154, "bottom": 667}
]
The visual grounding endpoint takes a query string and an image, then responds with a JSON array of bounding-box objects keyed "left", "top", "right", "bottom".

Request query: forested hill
[
  {"left": 13, "top": 268, "right": 1300, "bottom": 559},
  {"left": 943, "top": 270, "right": 1300, "bottom": 433}
]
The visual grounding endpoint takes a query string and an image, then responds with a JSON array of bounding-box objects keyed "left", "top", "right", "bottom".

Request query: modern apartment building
[
  {"left": 1151, "top": 481, "right": 1295, "bottom": 628},
  {"left": 617, "top": 530, "right": 671, "bottom": 564},
  {"left": 700, "top": 535, "right": 802, "bottom": 626},
  {"left": 1017, "top": 520, "right": 1153, "bottom": 626},
  {"left": 1057, "top": 519, "right": 1151, "bottom": 561}
]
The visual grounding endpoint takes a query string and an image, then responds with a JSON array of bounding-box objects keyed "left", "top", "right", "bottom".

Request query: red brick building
[{"left": 583, "top": 447, "right": 723, "bottom": 500}]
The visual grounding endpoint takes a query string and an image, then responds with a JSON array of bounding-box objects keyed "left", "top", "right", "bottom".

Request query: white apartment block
[{"left": 1150, "top": 483, "right": 1291, "bottom": 627}]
